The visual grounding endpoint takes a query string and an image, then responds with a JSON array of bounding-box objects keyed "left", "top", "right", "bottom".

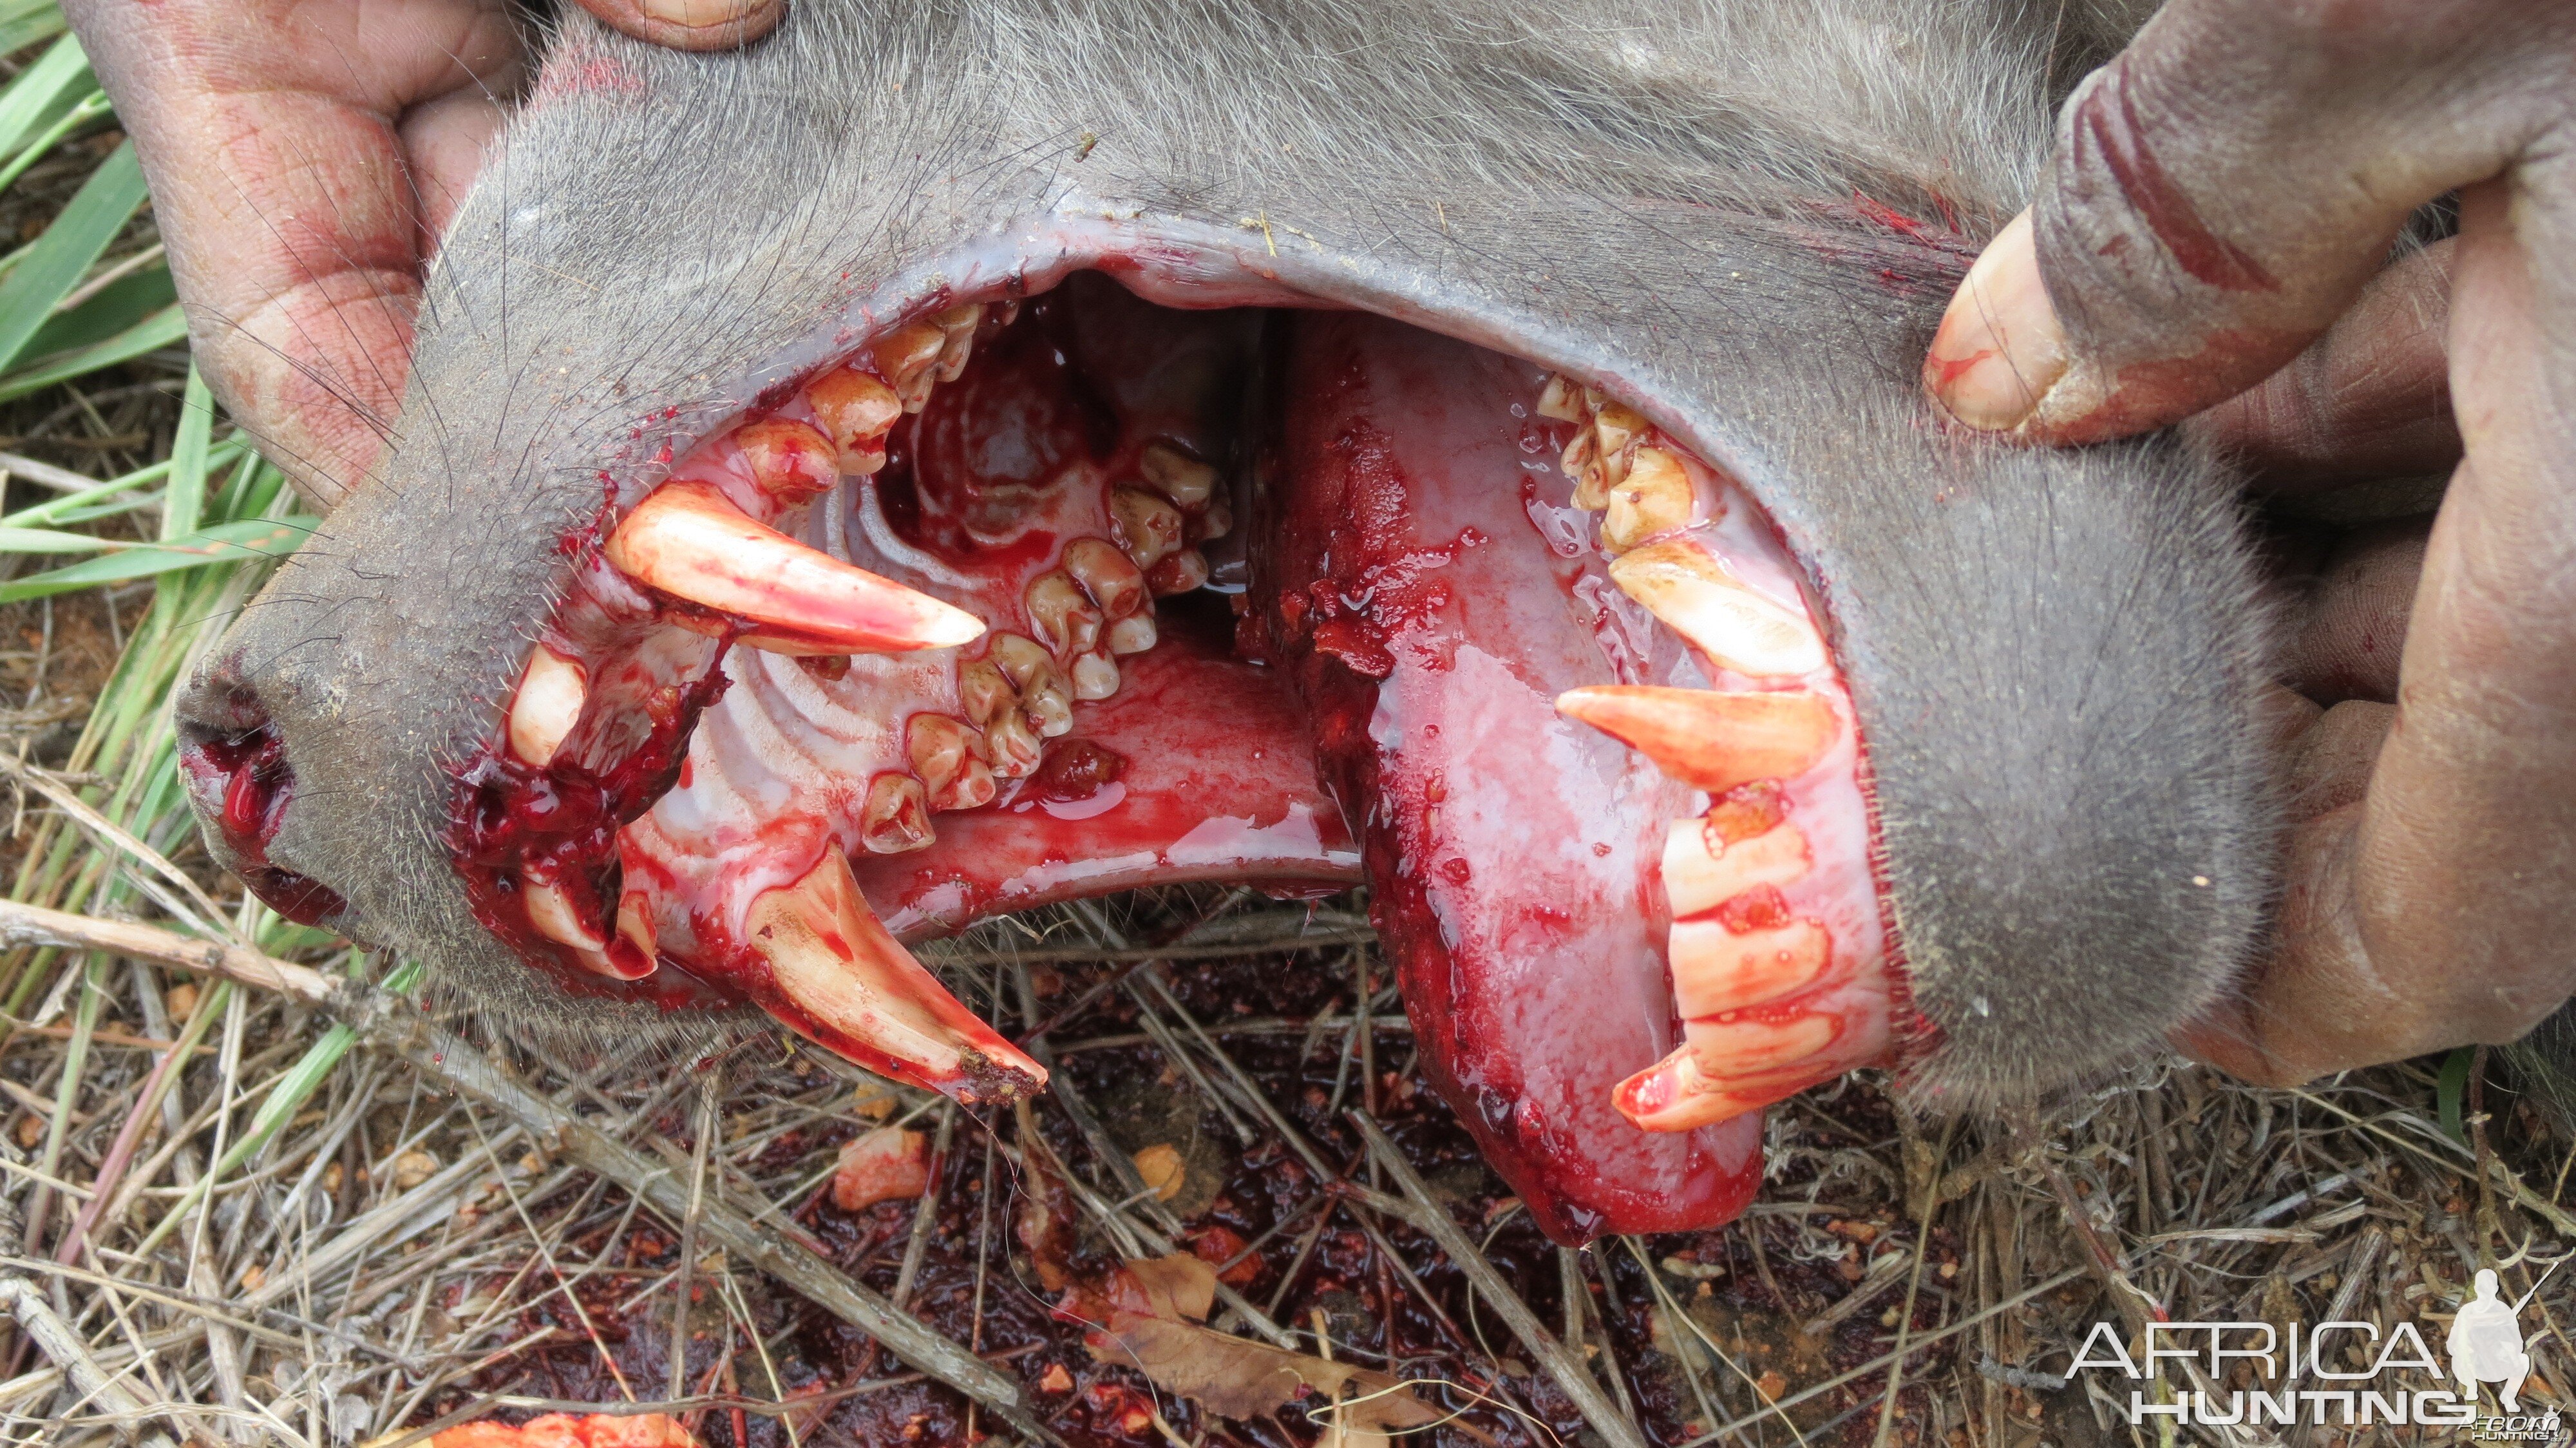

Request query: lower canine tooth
[
  {"left": 1667, "top": 917, "right": 1831, "bottom": 1015},
  {"left": 1069, "top": 650, "right": 1119, "bottom": 701},
  {"left": 1106, "top": 612, "right": 1157, "bottom": 656},
  {"left": 1137, "top": 442, "right": 1217, "bottom": 509},
  {"left": 1663, "top": 819, "right": 1812, "bottom": 918},
  {"left": 1025, "top": 569, "right": 1103, "bottom": 656},
  {"left": 747, "top": 849, "right": 1046, "bottom": 1103},
  {"left": 1111, "top": 486, "right": 1186, "bottom": 569},
  {"left": 605, "top": 482, "right": 985, "bottom": 653},
  {"left": 734, "top": 419, "right": 837, "bottom": 502},
  {"left": 1062, "top": 538, "right": 1146, "bottom": 619},
  {"left": 1557, "top": 685, "right": 1837, "bottom": 790},
  {"left": 1606, "top": 540, "right": 1830, "bottom": 678},
  {"left": 860, "top": 773, "right": 935, "bottom": 853},
  {"left": 807, "top": 368, "right": 900, "bottom": 475},
  {"left": 1601, "top": 446, "right": 1694, "bottom": 552},
  {"left": 1146, "top": 548, "right": 1209, "bottom": 596},
  {"left": 507, "top": 644, "right": 586, "bottom": 767}
]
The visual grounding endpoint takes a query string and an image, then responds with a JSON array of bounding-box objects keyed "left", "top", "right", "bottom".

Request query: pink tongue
[{"left": 1258, "top": 313, "right": 1762, "bottom": 1241}]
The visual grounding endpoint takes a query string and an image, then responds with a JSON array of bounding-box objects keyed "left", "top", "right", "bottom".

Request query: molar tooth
[
  {"left": 931, "top": 303, "right": 983, "bottom": 383},
  {"left": 1601, "top": 446, "right": 1694, "bottom": 552},
  {"left": 908, "top": 715, "right": 998, "bottom": 812},
  {"left": 1137, "top": 442, "right": 1217, "bottom": 510},
  {"left": 1536, "top": 374, "right": 1584, "bottom": 422},
  {"left": 507, "top": 644, "right": 586, "bottom": 767},
  {"left": 1069, "top": 649, "right": 1119, "bottom": 701},
  {"left": 989, "top": 633, "right": 1072, "bottom": 734},
  {"left": 1105, "top": 611, "right": 1157, "bottom": 656},
  {"left": 956, "top": 659, "right": 1016, "bottom": 729},
  {"left": 1606, "top": 540, "right": 1830, "bottom": 678},
  {"left": 1190, "top": 491, "right": 1233, "bottom": 544},
  {"left": 1110, "top": 486, "right": 1186, "bottom": 569},
  {"left": 1594, "top": 401, "right": 1646, "bottom": 461},
  {"left": 605, "top": 481, "right": 985, "bottom": 653},
  {"left": 807, "top": 368, "right": 902, "bottom": 475},
  {"left": 984, "top": 708, "right": 1043, "bottom": 777},
  {"left": 734, "top": 419, "right": 838, "bottom": 502},
  {"left": 1025, "top": 569, "right": 1103, "bottom": 656},
  {"left": 1061, "top": 538, "right": 1146, "bottom": 619},
  {"left": 1146, "top": 548, "right": 1209, "bottom": 596},
  {"left": 870, "top": 321, "right": 948, "bottom": 412},
  {"left": 746, "top": 848, "right": 1046, "bottom": 1104},
  {"left": 860, "top": 773, "right": 935, "bottom": 853},
  {"left": 1663, "top": 819, "right": 1813, "bottom": 919},
  {"left": 1557, "top": 685, "right": 1837, "bottom": 790},
  {"left": 1668, "top": 918, "right": 1831, "bottom": 1016}
]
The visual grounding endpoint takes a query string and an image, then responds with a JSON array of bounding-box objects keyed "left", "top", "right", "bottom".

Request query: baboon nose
[{"left": 175, "top": 665, "right": 348, "bottom": 927}]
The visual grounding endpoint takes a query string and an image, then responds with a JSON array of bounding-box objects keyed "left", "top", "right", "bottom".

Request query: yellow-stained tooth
[
  {"left": 1602, "top": 446, "right": 1694, "bottom": 552},
  {"left": 1138, "top": 442, "right": 1217, "bottom": 509},
  {"left": 860, "top": 773, "right": 934, "bottom": 853},
  {"left": 808, "top": 368, "right": 902, "bottom": 475},
  {"left": 1557, "top": 685, "right": 1837, "bottom": 790},
  {"left": 1667, "top": 918, "right": 1831, "bottom": 1016},
  {"left": 1605, "top": 540, "right": 1828, "bottom": 678},
  {"left": 1111, "top": 486, "right": 1186, "bottom": 569},
  {"left": 1106, "top": 612, "right": 1158, "bottom": 656},
  {"left": 604, "top": 481, "right": 985, "bottom": 654},
  {"left": 1063, "top": 538, "right": 1147, "bottom": 619},
  {"left": 1535, "top": 374, "right": 1584, "bottom": 422},
  {"left": 507, "top": 644, "right": 587, "bottom": 767},
  {"left": 1662, "top": 819, "right": 1812, "bottom": 919}
]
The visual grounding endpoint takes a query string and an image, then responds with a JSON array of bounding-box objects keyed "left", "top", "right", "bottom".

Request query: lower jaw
[{"left": 431, "top": 272, "right": 1908, "bottom": 1240}]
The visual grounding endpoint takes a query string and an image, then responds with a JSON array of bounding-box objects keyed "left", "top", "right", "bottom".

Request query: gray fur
[{"left": 164, "top": 0, "right": 2271, "bottom": 1103}]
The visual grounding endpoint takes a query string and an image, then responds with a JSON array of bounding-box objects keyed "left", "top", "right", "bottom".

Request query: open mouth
[{"left": 183, "top": 267, "right": 1901, "bottom": 1241}]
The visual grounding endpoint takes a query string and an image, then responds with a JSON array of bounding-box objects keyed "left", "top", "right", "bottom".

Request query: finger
[
  {"left": 2191, "top": 240, "right": 2461, "bottom": 489},
  {"left": 2282, "top": 699, "right": 2393, "bottom": 827},
  {"left": 2282, "top": 517, "right": 2428, "bottom": 706},
  {"left": 1924, "top": 0, "right": 2570, "bottom": 442},
  {"left": 570, "top": 0, "right": 784, "bottom": 52},
  {"left": 65, "top": 0, "right": 526, "bottom": 508}
]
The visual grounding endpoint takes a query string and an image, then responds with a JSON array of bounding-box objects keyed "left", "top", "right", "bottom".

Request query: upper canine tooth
[
  {"left": 807, "top": 368, "right": 902, "bottom": 475},
  {"left": 507, "top": 644, "right": 587, "bottom": 767},
  {"left": 1663, "top": 818, "right": 1812, "bottom": 919},
  {"left": 1137, "top": 442, "right": 1217, "bottom": 510},
  {"left": 1105, "top": 612, "right": 1157, "bottom": 656},
  {"left": 605, "top": 481, "right": 985, "bottom": 653},
  {"left": 989, "top": 633, "right": 1073, "bottom": 736},
  {"left": 1536, "top": 374, "right": 1584, "bottom": 423},
  {"left": 1062, "top": 538, "right": 1146, "bottom": 619},
  {"left": 870, "top": 321, "right": 948, "bottom": 412},
  {"left": 746, "top": 848, "right": 1046, "bottom": 1103},
  {"left": 907, "top": 714, "right": 997, "bottom": 812},
  {"left": 734, "top": 419, "right": 838, "bottom": 502},
  {"left": 1025, "top": 569, "right": 1103, "bottom": 656},
  {"left": 1110, "top": 486, "right": 1186, "bottom": 569},
  {"left": 1146, "top": 548, "right": 1209, "bottom": 597},
  {"left": 860, "top": 773, "right": 935, "bottom": 853},
  {"left": 1606, "top": 540, "right": 1830, "bottom": 678},
  {"left": 1556, "top": 685, "right": 1837, "bottom": 790},
  {"left": 1069, "top": 649, "right": 1119, "bottom": 701},
  {"left": 1602, "top": 446, "right": 1694, "bottom": 553},
  {"left": 931, "top": 303, "right": 983, "bottom": 383}
]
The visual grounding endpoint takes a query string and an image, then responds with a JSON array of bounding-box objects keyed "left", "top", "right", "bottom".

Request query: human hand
[
  {"left": 63, "top": 0, "right": 782, "bottom": 509},
  {"left": 1920, "top": 0, "right": 2576, "bottom": 1085}
]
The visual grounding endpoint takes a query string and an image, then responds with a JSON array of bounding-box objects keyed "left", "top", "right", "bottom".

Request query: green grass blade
[
  {"left": 0, "top": 137, "right": 144, "bottom": 376},
  {"left": 163, "top": 366, "right": 211, "bottom": 539},
  {"left": 0, "top": 299, "right": 187, "bottom": 401},
  {"left": 15, "top": 264, "right": 173, "bottom": 359},
  {"left": 0, "top": 517, "right": 313, "bottom": 601},
  {"left": 0, "top": 1, "right": 67, "bottom": 62},
  {"left": 0, "top": 32, "right": 88, "bottom": 164}
]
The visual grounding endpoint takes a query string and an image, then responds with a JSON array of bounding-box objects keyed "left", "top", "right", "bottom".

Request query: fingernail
[
  {"left": 1924, "top": 211, "right": 2069, "bottom": 432},
  {"left": 638, "top": 0, "right": 764, "bottom": 27}
]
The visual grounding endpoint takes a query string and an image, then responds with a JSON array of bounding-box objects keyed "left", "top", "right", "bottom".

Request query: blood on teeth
[
  {"left": 860, "top": 772, "right": 934, "bottom": 853},
  {"left": 1062, "top": 538, "right": 1146, "bottom": 618},
  {"left": 1025, "top": 569, "right": 1103, "bottom": 656},
  {"left": 1556, "top": 685, "right": 1837, "bottom": 791},
  {"left": 1662, "top": 817, "right": 1813, "bottom": 918},
  {"left": 1147, "top": 548, "right": 1210, "bottom": 596},
  {"left": 1602, "top": 445, "right": 1694, "bottom": 552},
  {"left": 734, "top": 418, "right": 838, "bottom": 501},
  {"left": 507, "top": 644, "right": 587, "bottom": 767},
  {"left": 806, "top": 368, "right": 902, "bottom": 475},
  {"left": 1110, "top": 486, "right": 1186, "bottom": 568}
]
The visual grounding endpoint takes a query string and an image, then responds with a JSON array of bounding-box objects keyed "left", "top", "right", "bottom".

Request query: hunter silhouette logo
[{"left": 2450, "top": 1268, "right": 2534, "bottom": 1411}]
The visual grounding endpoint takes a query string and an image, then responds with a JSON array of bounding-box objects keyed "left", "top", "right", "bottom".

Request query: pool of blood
[{"left": 1253, "top": 311, "right": 1763, "bottom": 1241}]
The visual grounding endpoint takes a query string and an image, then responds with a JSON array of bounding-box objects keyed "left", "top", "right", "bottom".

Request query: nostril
[{"left": 173, "top": 667, "right": 348, "bottom": 928}]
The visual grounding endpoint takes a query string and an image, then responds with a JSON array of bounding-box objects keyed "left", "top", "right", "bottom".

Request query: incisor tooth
[
  {"left": 1613, "top": 1032, "right": 1830, "bottom": 1132},
  {"left": 985, "top": 708, "right": 1043, "bottom": 777},
  {"left": 1561, "top": 428, "right": 1609, "bottom": 510},
  {"left": 1557, "top": 685, "right": 1837, "bottom": 790},
  {"left": 1025, "top": 569, "right": 1103, "bottom": 656},
  {"left": 1147, "top": 548, "right": 1209, "bottom": 597},
  {"left": 507, "top": 645, "right": 586, "bottom": 767},
  {"left": 807, "top": 368, "right": 902, "bottom": 475},
  {"left": 860, "top": 773, "right": 934, "bottom": 853},
  {"left": 1106, "top": 611, "right": 1157, "bottom": 656},
  {"left": 734, "top": 419, "right": 837, "bottom": 502},
  {"left": 1062, "top": 538, "right": 1146, "bottom": 619},
  {"left": 1137, "top": 442, "right": 1217, "bottom": 509},
  {"left": 1069, "top": 649, "right": 1119, "bottom": 701},
  {"left": 1110, "top": 486, "right": 1186, "bottom": 569},
  {"left": 1663, "top": 819, "right": 1813, "bottom": 919},
  {"left": 605, "top": 482, "right": 985, "bottom": 653},
  {"left": 747, "top": 849, "right": 1046, "bottom": 1103},
  {"left": 956, "top": 660, "right": 1015, "bottom": 729},
  {"left": 1602, "top": 446, "right": 1694, "bottom": 552},
  {"left": 1668, "top": 918, "right": 1831, "bottom": 1016},
  {"left": 1536, "top": 374, "right": 1584, "bottom": 422},
  {"left": 1606, "top": 541, "right": 1829, "bottom": 678},
  {"left": 871, "top": 322, "right": 947, "bottom": 412},
  {"left": 907, "top": 714, "right": 996, "bottom": 812}
]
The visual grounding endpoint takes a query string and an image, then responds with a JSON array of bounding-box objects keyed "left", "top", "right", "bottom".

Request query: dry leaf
[{"left": 1132, "top": 1141, "right": 1186, "bottom": 1201}]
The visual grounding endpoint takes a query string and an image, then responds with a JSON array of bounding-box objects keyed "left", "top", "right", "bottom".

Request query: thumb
[
  {"left": 1924, "top": 0, "right": 2564, "bottom": 443},
  {"left": 570, "top": 0, "right": 784, "bottom": 52}
]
